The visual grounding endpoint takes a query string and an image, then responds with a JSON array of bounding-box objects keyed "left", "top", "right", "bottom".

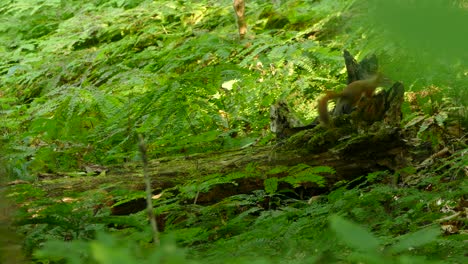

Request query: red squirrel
[{"left": 318, "top": 74, "right": 384, "bottom": 126}]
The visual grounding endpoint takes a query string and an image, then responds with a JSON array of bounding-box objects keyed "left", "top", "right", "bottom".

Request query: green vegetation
[{"left": 1, "top": 0, "right": 466, "bottom": 263}]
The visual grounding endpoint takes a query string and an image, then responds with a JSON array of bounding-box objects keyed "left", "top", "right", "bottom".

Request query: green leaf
[
  {"left": 329, "top": 215, "right": 380, "bottom": 252},
  {"left": 283, "top": 165, "right": 331, "bottom": 188},
  {"left": 34, "top": 240, "right": 90, "bottom": 264},
  {"left": 91, "top": 240, "right": 135, "bottom": 264},
  {"left": 264, "top": 177, "right": 279, "bottom": 194},
  {"left": 390, "top": 226, "right": 440, "bottom": 253},
  {"left": 267, "top": 166, "right": 289, "bottom": 174}
]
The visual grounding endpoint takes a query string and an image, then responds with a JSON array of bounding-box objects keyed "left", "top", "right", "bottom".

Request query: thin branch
[{"left": 138, "top": 134, "right": 160, "bottom": 245}]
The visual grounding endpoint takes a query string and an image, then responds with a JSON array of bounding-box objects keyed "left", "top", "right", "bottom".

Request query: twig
[{"left": 138, "top": 134, "right": 160, "bottom": 245}]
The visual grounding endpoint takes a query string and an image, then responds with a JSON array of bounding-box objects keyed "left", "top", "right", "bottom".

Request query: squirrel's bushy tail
[{"left": 318, "top": 91, "right": 340, "bottom": 126}]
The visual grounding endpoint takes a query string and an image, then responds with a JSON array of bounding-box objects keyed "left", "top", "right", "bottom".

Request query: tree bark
[{"left": 233, "top": 0, "right": 247, "bottom": 39}]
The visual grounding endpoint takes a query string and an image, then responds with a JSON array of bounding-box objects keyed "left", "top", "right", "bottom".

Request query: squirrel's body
[{"left": 318, "top": 74, "right": 383, "bottom": 126}]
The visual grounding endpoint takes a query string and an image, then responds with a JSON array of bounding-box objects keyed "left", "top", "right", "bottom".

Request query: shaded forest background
[{"left": 0, "top": 0, "right": 466, "bottom": 263}]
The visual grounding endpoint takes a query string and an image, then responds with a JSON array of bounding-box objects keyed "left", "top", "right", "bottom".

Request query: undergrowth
[{"left": 6, "top": 169, "right": 466, "bottom": 263}]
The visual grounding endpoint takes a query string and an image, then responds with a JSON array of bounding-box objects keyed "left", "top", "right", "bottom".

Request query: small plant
[
  {"left": 264, "top": 164, "right": 334, "bottom": 195},
  {"left": 330, "top": 215, "right": 441, "bottom": 264}
]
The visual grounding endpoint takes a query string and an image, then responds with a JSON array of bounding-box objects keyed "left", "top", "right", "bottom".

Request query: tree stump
[{"left": 271, "top": 50, "right": 405, "bottom": 137}]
